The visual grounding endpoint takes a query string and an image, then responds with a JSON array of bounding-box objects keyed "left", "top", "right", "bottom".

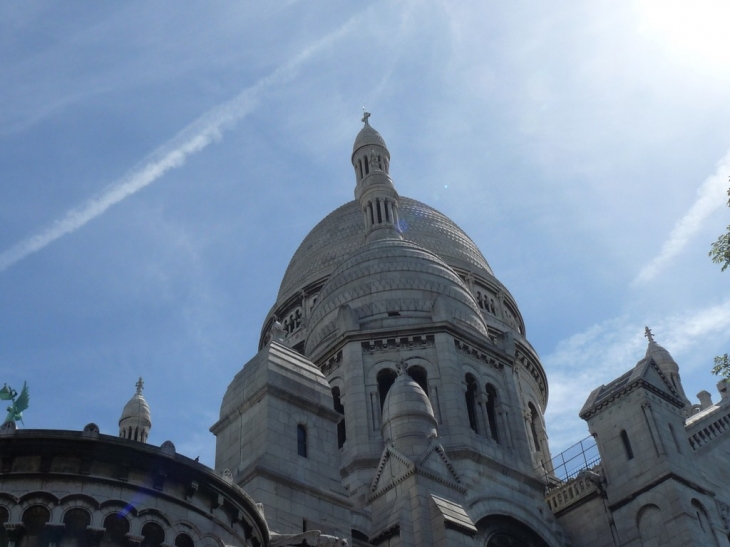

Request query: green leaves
[
  {"left": 712, "top": 354, "right": 730, "bottom": 379},
  {"left": 709, "top": 187, "right": 730, "bottom": 271}
]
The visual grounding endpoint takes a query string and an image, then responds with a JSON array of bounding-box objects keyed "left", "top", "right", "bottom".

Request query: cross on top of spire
[
  {"left": 644, "top": 326, "right": 654, "bottom": 343},
  {"left": 362, "top": 108, "right": 371, "bottom": 125},
  {"left": 136, "top": 377, "right": 144, "bottom": 395}
]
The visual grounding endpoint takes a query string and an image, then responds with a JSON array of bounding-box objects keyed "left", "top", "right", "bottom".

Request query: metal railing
[{"left": 541, "top": 435, "right": 601, "bottom": 484}]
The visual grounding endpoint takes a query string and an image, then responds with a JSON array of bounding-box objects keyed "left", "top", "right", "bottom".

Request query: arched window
[
  {"left": 485, "top": 384, "right": 499, "bottom": 443},
  {"left": 692, "top": 499, "right": 720, "bottom": 546},
  {"left": 407, "top": 366, "right": 428, "bottom": 396},
  {"left": 377, "top": 368, "right": 397, "bottom": 410},
  {"left": 332, "top": 387, "right": 346, "bottom": 449},
  {"left": 174, "top": 534, "right": 194, "bottom": 547},
  {"left": 102, "top": 513, "right": 130, "bottom": 547},
  {"left": 22, "top": 506, "right": 50, "bottom": 547},
  {"left": 61, "top": 509, "right": 91, "bottom": 547},
  {"left": 140, "top": 523, "right": 164, "bottom": 547},
  {"left": 620, "top": 429, "right": 634, "bottom": 460},
  {"left": 528, "top": 402, "right": 541, "bottom": 453},
  {"left": 297, "top": 424, "right": 307, "bottom": 458},
  {"left": 465, "top": 374, "right": 479, "bottom": 434}
]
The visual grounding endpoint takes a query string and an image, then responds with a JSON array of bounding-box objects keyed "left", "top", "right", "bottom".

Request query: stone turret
[
  {"left": 119, "top": 377, "right": 151, "bottom": 443},
  {"left": 352, "top": 112, "right": 401, "bottom": 242},
  {"left": 644, "top": 327, "right": 692, "bottom": 408}
]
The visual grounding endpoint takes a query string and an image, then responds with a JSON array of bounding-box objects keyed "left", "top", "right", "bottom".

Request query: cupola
[
  {"left": 381, "top": 363, "right": 438, "bottom": 456},
  {"left": 352, "top": 112, "right": 401, "bottom": 242},
  {"left": 119, "top": 377, "right": 152, "bottom": 443}
]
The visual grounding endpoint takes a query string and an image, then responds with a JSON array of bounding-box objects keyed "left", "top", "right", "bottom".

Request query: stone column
[{"left": 4, "top": 523, "right": 24, "bottom": 547}]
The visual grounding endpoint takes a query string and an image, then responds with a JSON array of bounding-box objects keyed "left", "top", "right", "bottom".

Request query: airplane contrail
[
  {"left": 0, "top": 17, "right": 357, "bottom": 273},
  {"left": 633, "top": 149, "right": 730, "bottom": 285}
]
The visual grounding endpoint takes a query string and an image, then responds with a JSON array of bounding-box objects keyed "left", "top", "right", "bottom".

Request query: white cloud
[
  {"left": 633, "top": 149, "right": 730, "bottom": 285},
  {"left": 0, "top": 15, "right": 358, "bottom": 273}
]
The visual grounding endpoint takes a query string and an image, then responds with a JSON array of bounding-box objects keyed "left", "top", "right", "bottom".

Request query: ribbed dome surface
[
  {"left": 120, "top": 392, "right": 151, "bottom": 427},
  {"left": 305, "top": 238, "right": 488, "bottom": 355},
  {"left": 381, "top": 371, "right": 437, "bottom": 448},
  {"left": 277, "top": 198, "right": 493, "bottom": 303},
  {"left": 352, "top": 122, "right": 388, "bottom": 153}
]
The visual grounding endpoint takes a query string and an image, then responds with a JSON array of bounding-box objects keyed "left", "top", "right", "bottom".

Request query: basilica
[{"left": 1, "top": 117, "right": 729, "bottom": 546}]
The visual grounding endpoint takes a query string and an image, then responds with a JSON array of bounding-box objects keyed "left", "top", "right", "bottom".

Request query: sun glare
[{"left": 637, "top": 0, "right": 730, "bottom": 78}]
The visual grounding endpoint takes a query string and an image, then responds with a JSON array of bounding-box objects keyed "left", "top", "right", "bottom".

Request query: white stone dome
[
  {"left": 304, "top": 238, "right": 488, "bottom": 357},
  {"left": 119, "top": 378, "right": 151, "bottom": 443},
  {"left": 277, "top": 198, "right": 494, "bottom": 304},
  {"left": 120, "top": 393, "right": 151, "bottom": 426},
  {"left": 381, "top": 368, "right": 438, "bottom": 453},
  {"left": 352, "top": 120, "right": 389, "bottom": 155}
]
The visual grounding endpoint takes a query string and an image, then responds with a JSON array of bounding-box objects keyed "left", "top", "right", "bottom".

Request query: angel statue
[{"left": 1, "top": 381, "right": 30, "bottom": 425}]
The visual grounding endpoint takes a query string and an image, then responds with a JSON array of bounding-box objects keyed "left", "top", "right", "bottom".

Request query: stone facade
[
  {"left": 0, "top": 425, "right": 269, "bottom": 547},
  {"left": 3, "top": 118, "right": 729, "bottom": 547},
  {"left": 551, "top": 339, "right": 730, "bottom": 547},
  {"left": 213, "top": 117, "right": 569, "bottom": 546}
]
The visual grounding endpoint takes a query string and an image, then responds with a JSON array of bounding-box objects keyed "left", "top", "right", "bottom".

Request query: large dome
[{"left": 277, "top": 197, "right": 493, "bottom": 304}]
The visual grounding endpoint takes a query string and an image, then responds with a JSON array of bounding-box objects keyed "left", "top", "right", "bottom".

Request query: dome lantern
[
  {"left": 352, "top": 112, "right": 401, "bottom": 243},
  {"left": 119, "top": 377, "right": 152, "bottom": 443}
]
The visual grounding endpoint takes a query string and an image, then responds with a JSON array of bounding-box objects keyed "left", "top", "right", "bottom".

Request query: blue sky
[{"left": 2, "top": 1, "right": 730, "bottom": 466}]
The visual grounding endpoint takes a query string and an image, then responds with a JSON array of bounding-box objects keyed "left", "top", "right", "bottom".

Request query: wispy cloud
[
  {"left": 0, "top": 17, "right": 357, "bottom": 273},
  {"left": 633, "top": 149, "right": 730, "bottom": 285},
  {"left": 544, "top": 297, "right": 730, "bottom": 453}
]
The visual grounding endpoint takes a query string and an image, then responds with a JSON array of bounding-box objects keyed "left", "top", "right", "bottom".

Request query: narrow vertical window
[
  {"left": 528, "top": 402, "right": 541, "bottom": 453},
  {"left": 465, "top": 374, "right": 479, "bottom": 434},
  {"left": 358, "top": 159, "right": 363, "bottom": 180},
  {"left": 364, "top": 155, "right": 369, "bottom": 175},
  {"left": 376, "top": 198, "right": 383, "bottom": 223},
  {"left": 297, "top": 424, "right": 307, "bottom": 457},
  {"left": 486, "top": 384, "right": 499, "bottom": 443},
  {"left": 621, "top": 429, "right": 634, "bottom": 460},
  {"left": 377, "top": 368, "right": 397, "bottom": 410},
  {"left": 333, "top": 387, "right": 346, "bottom": 449}
]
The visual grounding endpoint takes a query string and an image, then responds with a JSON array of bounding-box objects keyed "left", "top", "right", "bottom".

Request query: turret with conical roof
[{"left": 119, "top": 377, "right": 151, "bottom": 443}]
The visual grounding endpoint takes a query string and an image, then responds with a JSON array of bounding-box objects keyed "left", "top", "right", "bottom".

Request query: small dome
[
  {"left": 119, "top": 378, "right": 151, "bottom": 443},
  {"left": 352, "top": 119, "right": 388, "bottom": 155},
  {"left": 381, "top": 367, "right": 438, "bottom": 454}
]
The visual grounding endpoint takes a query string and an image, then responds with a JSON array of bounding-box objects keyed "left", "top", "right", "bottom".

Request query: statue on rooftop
[{"left": 1, "top": 381, "right": 29, "bottom": 425}]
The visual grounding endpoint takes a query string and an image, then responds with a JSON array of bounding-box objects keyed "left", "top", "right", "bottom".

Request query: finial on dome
[
  {"left": 136, "top": 377, "right": 144, "bottom": 395},
  {"left": 362, "top": 108, "right": 370, "bottom": 125},
  {"left": 644, "top": 326, "right": 654, "bottom": 343}
]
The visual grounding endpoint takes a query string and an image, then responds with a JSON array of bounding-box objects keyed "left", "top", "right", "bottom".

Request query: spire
[
  {"left": 119, "top": 377, "right": 152, "bottom": 443},
  {"left": 643, "top": 328, "right": 692, "bottom": 409},
  {"left": 351, "top": 112, "right": 402, "bottom": 242}
]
